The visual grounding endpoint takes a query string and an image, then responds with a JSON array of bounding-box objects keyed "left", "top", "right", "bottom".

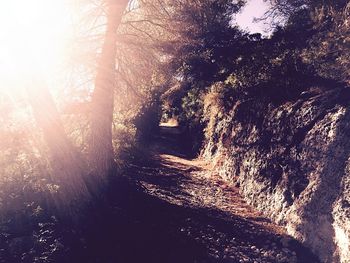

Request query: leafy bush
[{"left": 302, "top": 2, "right": 350, "bottom": 83}]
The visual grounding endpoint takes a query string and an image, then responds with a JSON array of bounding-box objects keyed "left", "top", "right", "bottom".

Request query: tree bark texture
[
  {"left": 89, "top": 0, "right": 129, "bottom": 179},
  {"left": 28, "top": 79, "right": 89, "bottom": 213}
]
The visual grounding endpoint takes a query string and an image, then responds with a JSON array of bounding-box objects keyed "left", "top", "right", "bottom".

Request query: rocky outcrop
[{"left": 202, "top": 86, "right": 350, "bottom": 262}]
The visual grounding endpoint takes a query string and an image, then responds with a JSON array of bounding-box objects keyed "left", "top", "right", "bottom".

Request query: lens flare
[{"left": 0, "top": 0, "right": 72, "bottom": 93}]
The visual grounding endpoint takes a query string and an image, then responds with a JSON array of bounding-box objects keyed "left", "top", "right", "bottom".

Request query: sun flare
[{"left": 0, "top": 0, "right": 72, "bottom": 93}]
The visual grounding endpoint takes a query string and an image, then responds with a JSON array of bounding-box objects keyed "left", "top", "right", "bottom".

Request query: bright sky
[
  {"left": 0, "top": 0, "right": 74, "bottom": 95},
  {"left": 235, "top": 0, "right": 272, "bottom": 36},
  {"left": 0, "top": 0, "right": 273, "bottom": 98}
]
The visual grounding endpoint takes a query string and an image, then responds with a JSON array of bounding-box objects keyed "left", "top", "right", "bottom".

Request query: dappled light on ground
[
  {"left": 0, "top": 0, "right": 348, "bottom": 261},
  {"left": 160, "top": 118, "right": 179, "bottom": 127},
  {"left": 0, "top": 125, "right": 321, "bottom": 262},
  {"left": 121, "top": 126, "right": 320, "bottom": 263}
]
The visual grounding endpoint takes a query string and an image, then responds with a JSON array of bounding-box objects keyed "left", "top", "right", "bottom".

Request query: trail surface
[
  {"left": 0, "top": 126, "right": 321, "bottom": 263},
  {"left": 96, "top": 126, "right": 319, "bottom": 263}
]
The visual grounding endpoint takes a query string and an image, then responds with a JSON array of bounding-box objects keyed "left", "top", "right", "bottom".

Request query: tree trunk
[
  {"left": 89, "top": 0, "right": 129, "bottom": 179},
  {"left": 27, "top": 79, "right": 89, "bottom": 213}
]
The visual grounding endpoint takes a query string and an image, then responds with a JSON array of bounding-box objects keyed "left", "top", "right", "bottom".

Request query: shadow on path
[{"left": 77, "top": 126, "right": 320, "bottom": 263}]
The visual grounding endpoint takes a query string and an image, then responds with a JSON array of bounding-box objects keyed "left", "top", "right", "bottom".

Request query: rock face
[{"left": 201, "top": 87, "right": 350, "bottom": 263}]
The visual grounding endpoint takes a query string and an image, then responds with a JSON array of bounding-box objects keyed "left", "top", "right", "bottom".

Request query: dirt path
[
  {"left": 0, "top": 126, "right": 320, "bottom": 263},
  {"left": 112, "top": 126, "right": 320, "bottom": 263}
]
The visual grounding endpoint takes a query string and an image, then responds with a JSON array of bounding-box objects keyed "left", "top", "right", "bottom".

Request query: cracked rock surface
[{"left": 201, "top": 87, "right": 350, "bottom": 262}]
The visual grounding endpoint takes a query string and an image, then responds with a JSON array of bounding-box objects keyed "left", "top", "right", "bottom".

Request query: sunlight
[
  {"left": 0, "top": 0, "right": 72, "bottom": 93},
  {"left": 235, "top": 0, "right": 272, "bottom": 36}
]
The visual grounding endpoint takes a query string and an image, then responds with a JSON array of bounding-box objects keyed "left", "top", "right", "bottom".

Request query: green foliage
[
  {"left": 0, "top": 0, "right": 349, "bottom": 260},
  {"left": 133, "top": 98, "right": 161, "bottom": 143},
  {"left": 179, "top": 88, "right": 204, "bottom": 126},
  {"left": 302, "top": 1, "right": 350, "bottom": 83},
  {"left": 161, "top": 0, "right": 350, "bottom": 157}
]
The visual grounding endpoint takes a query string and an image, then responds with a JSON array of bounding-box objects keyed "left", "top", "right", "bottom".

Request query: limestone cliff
[{"left": 201, "top": 86, "right": 350, "bottom": 262}]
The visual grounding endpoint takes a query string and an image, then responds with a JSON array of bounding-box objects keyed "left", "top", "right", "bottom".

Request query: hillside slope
[{"left": 201, "top": 86, "right": 350, "bottom": 262}]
